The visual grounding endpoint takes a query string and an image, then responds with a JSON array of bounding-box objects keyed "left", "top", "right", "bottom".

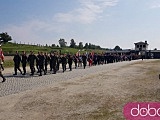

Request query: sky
[{"left": 1, "top": 0, "right": 160, "bottom": 50}]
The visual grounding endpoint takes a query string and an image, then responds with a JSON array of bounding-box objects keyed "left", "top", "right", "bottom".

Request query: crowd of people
[
  {"left": 0, "top": 50, "right": 138, "bottom": 83},
  {"left": 12, "top": 51, "right": 135, "bottom": 76}
]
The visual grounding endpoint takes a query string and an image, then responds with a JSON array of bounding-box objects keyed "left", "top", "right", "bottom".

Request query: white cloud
[
  {"left": 1, "top": 0, "right": 119, "bottom": 45},
  {"left": 54, "top": 0, "right": 118, "bottom": 24},
  {"left": 2, "top": 19, "right": 67, "bottom": 44}
]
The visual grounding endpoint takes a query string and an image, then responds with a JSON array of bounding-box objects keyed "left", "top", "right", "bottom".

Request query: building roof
[{"left": 134, "top": 41, "right": 149, "bottom": 45}]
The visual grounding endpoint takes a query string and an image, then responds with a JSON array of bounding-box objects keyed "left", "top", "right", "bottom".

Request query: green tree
[
  {"left": 114, "top": 45, "right": 122, "bottom": 50},
  {"left": 79, "top": 42, "right": 83, "bottom": 49},
  {"left": 88, "top": 43, "right": 92, "bottom": 49},
  {"left": 0, "top": 32, "right": 12, "bottom": 44},
  {"left": 70, "top": 39, "right": 76, "bottom": 48},
  {"left": 84, "top": 43, "right": 88, "bottom": 49},
  {"left": 154, "top": 48, "right": 157, "bottom": 50},
  {"left": 59, "top": 38, "right": 67, "bottom": 47},
  {"left": 51, "top": 44, "right": 56, "bottom": 47}
]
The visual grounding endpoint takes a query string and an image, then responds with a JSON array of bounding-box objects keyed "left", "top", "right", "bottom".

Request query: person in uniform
[
  {"left": 82, "top": 53, "right": 87, "bottom": 69},
  {"left": 13, "top": 51, "right": 22, "bottom": 75},
  {"left": 36, "top": 52, "right": 40, "bottom": 73},
  {"left": 73, "top": 54, "right": 78, "bottom": 69},
  {"left": 61, "top": 54, "right": 67, "bottom": 72},
  {"left": 27, "top": 51, "right": 37, "bottom": 76},
  {"left": 44, "top": 52, "right": 50, "bottom": 73},
  {"left": 50, "top": 52, "right": 58, "bottom": 74},
  {"left": 49, "top": 52, "right": 53, "bottom": 71},
  {"left": 68, "top": 55, "right": 73, "bottom": 71},
  {"left": 56, "top": 53, "right": 60, "bottom": 71},
  {"left": 38, "top": 52, "right": 46, "bottom": 76},
  {"left": 104, "top": 53, "right": 107, "bottom": 64},
  {"left": 0, "top": 46, "right": 6, "bottom": 82},
  {"left": 101, "top": 53, "right": 104, "bottom": 65},
  {"left": 93, "top": 53, "right": 97, "bottom": 66},
  {"left": 21, "top": 51, "right": 28, "bottom": 75}
]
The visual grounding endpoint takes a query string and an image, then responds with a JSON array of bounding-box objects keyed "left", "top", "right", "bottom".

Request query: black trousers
[
  {"left": 68, "top": 63, "right": 72, "bottom": 71},
  {"left": 50, "top": 61, "right": 53, "bottom": 71},
  {"left": 39, "top": 64, "right": 45, "bottom": 75},
  {"left": 14, "top": 64, "right": 22, "bottom": 74},
  {"left": 52, "top": 64, "right": 57, "bottom": 74},
  {"left": 30, "top": 64, "right": 35, "bottom": 75},
  {"left": 36, "top": 63, "right": 40, "bottom": 72},
  {"left": 83, "top": 62, "right": 86, "bottom": 69},
  {"left": 62, "top": 63, "right": 66, "bottom": 72},
  {"left": 75, "top": 62, "right": 77, "bottom": 68},
  {"left": 22, "top": 63, "right": 26, "bottom": 74},
  {"left": 45, "top": 63, "right": 48, "bottom": 72}
]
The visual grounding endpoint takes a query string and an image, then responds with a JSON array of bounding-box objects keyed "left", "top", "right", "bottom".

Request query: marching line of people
[
  {"left": 1, "top": 50, "right": 136, "bottom": 83},
  {"left": 12, "top": 51, "right": 88, "bottom": 76},
  {"left": 12, "top": 51, "right": 135, "bottom": 76}
]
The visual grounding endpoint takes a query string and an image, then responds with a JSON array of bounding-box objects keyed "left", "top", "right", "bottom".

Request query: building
[
  {"left": 134, "top": 41, "right": 160, "bottom": 59},
  {"left": 134, "top": 41, "right": 149, "bottom": 51},
  {"left": 146, "top": 50, "right": 160, "bottom": 59},
  {"left": 106, "top": 40, "right": 160, "bottom": 59}
]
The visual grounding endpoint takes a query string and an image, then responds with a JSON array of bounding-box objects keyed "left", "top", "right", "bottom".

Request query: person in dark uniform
[
  {"left": 61, "top": 54, "right": 67, "bottom": 72},
  {"left": 49, "top": 52, "right": 53, "bottom": 71},
  {"left": 27, "top": 51, "right": 37, "bottom": 76},
  {"left": 39, "top": 52, "right": 46, "bottom": 76},
  {"left": 68, "top": 55, "right": 73, "bottom": 71},
  {"left": 36, "top": 52, "right": 40, "bottom": 73},
  {"left": 97, "top": 54, "right": 101, "bottom": 65},
  {"left": 50, "top": 53, "right": 58, "bottom": 74},
  {"left": 104, "top": 54, "right": 107, "bottom": 64},
  {"left": 21, "top": 51, "right": 28, "bottom": 75},
  {"left": 56, "top": 53, "right": 60, "bottom": 71},
  {"left": 44, "top": 52, "right": 50, "bottom": 73},
  {"left": 101, "top": 53, "right": 104, "bottom": 65},
  {"left": 73, "top": 54, "right": 78, "bottom": 69},
  {"left": 108, "top": 54, "right": 112, "bottom": 63},
  {"left": 82, "top": 53, "right": 87, "bottom": 69},
  {"left": 13, "top": 51, "right": 22, "bottom": 75},
  {"left": 93, "top": 53, "right": 97, "bottom": 66},
  {"left": 111, "top": 54, "right": 114, "bottom": 63}
]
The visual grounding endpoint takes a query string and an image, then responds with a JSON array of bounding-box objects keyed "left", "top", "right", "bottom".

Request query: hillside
[{"left": 2, "top": 42, "right": 105, "bottom": 55}]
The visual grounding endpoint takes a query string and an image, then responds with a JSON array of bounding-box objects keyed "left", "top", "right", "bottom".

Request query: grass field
[{"left": 2, "top": 42, "right": 105, "bottom": 55}]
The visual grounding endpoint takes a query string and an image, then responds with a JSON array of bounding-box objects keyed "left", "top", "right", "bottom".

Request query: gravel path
[{"left": 0, "top": 60, "right": 141, "bottom": 97}]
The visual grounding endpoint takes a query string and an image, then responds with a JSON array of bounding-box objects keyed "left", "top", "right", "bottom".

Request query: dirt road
[{"left": 0, "top": 59, "right": 160, "bottom": 120}]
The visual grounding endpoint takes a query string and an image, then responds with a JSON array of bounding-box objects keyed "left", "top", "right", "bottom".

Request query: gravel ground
[
  {"left": 0, "top": 60, "right": 140, "bottom": 97},
  {"left": 0, "top": 59, "right": 160, "bottom": 120}
]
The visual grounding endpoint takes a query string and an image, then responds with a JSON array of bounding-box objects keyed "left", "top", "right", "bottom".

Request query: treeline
[
  {"left": 0, "top": 32, "right": 107, "bottom": 50},
  {"left": 55, "top": 38, "right": 106, "bottom": 50}
]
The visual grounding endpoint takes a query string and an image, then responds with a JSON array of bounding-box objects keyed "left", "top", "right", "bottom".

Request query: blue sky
[{"left": 1, "top": 0, "right": 160, "bottom": 49}]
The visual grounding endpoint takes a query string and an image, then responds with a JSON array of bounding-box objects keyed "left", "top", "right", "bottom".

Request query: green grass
[{"left": 2, "top": 42, "right": 105, "bottom": 55}]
